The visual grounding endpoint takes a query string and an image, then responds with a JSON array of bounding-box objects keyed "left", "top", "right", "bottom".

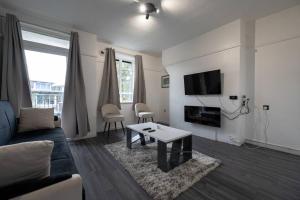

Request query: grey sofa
[{"left": 0, "top": 101, "right": 83, "bottom": 200}]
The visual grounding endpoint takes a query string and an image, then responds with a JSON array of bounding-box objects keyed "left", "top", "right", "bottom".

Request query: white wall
[
  {"left": 77, "top": 31, "right": 98, "bottom": 138},
  {"left": 96, "top": 42, "right": 169, "bottom": 132},
  {"left": 240, "top": 20, "right": 256, "bottom": 144},
  {"left": 250, "top": 5, "right": 300, "bottom": 151},
  {"left": 163, "top": 5, "right": 300, "bottom": 153},
  {"left": 163, "top": 20, "right": 255, "bottom": 145}
]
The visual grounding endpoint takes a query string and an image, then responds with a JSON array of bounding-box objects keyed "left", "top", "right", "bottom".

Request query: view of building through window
[
  {"left": 22, "top": 24, "right": 69, "bottom": 116},
  {"left": 25, "top": 50, "right": 67, "bottom": 116},
  {"left": 116, "top": 58, "right": 134, "bottom": 103}
]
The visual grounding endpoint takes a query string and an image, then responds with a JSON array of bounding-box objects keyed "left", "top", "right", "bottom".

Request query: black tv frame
[
  {"left": 184, "top": 106, "right": 221, "bottom": 128},
  {"left": 184, "top": 69, "right": 221, "bottom": 95}
]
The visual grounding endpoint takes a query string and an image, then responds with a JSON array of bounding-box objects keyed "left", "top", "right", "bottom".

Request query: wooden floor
[{"left": 69, "top": 130, "right": 300, "bottom": 200}]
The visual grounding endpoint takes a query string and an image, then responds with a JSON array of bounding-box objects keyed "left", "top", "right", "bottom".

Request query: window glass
[
  {"left": 25, "top": 50, "right": 67, "bottom": 116},
  {"left": 22, "top": 25, "right": 69, "bottom": 116},
  {"left": 116, "top": 57, "right": 134, "bottom": 103}
]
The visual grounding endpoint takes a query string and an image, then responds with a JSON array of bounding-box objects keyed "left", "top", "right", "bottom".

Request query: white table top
[{"left": 126, "top": 122, "right": 192, "bottom": 143}]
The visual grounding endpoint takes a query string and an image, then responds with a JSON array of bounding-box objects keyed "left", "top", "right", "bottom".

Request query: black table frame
[{"left": 126, "top": 128, "right": 192, "bottom": 172}]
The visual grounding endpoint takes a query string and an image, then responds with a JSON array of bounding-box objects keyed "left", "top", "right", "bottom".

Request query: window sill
[{"left": 121, "top": 102, "right": 133, "bottom": 105}]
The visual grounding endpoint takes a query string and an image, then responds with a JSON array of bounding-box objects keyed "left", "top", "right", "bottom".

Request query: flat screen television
[
  {"left": 185, "top": 106, "right": 221, "bottom": 128},
  {"left": 184, "top": 69, "right": 221, "bottom": 95}
]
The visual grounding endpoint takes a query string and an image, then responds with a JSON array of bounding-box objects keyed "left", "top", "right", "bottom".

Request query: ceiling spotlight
[
  {"left": 138, "top": 2, "right": 159, "bottom": 20},
  {"left": 139, "top": 4, "right": 146, "bottom": 13}
]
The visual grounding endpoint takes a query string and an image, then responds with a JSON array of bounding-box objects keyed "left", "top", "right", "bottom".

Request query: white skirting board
[{"left": 245, "top": 139, "right": 300, "bottom": 156}]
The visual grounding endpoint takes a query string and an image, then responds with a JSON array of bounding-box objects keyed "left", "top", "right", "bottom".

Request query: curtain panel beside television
[
  {"left": 97, "top": 48, "right": 121, "bottom": 111},
  {"left": 132, "top": 55, "right": 146, "bottom": 110}
]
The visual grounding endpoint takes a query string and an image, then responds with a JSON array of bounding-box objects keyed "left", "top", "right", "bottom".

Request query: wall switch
[
  {"left": 229, "top": 96, "right": 238, "bottom": 100},
  {"left": 263, "top": 105, "right": 270, "bottom": 110}
]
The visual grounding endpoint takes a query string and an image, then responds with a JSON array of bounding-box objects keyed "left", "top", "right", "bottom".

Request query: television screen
[
  {"left": 184, "top": 70, "right": 221, "bottom": 95},
  {"left": 185, "top": 106, "right": 221, "bottom": 128}
]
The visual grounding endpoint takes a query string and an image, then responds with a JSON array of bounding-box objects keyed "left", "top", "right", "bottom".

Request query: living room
[{"left": 0, "top": 0, "right": 300, "bottom": 200}]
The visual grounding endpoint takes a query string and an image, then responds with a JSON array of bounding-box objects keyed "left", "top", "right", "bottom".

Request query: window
[
  {"left": 116, "top": 54, "right": 134, "bottom": 103},
  {"left": 21, "top": 23, "right": 70, "bottom": 116}
]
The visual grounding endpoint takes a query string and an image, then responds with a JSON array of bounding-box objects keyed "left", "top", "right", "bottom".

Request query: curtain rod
[
  {"left": 100, "top": 48, "right": 137, "bottom": 58},
  {"left": 21, "top": 21, "right": 70, "bottom": 36}
]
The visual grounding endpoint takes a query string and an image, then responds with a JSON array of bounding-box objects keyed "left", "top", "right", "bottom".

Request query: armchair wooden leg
[
  {"left": 120, "top": 121, "right": 125, "bottom": 135},
  {"left": 103, "top": 122, "right": 107, "bottom": 133},
  {"left": 107, "top": 123, "right": 110, "bottom": 138},
  {"left": 151, "top": 117, "right": 154, "bottom": 122},
  {"left": 114, "top": 122, "right": 117, "bottom": 132}
]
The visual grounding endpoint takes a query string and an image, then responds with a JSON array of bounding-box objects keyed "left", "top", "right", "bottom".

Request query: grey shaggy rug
[{"left": 104, "top": 141, "right": 221, "bottom": 200}]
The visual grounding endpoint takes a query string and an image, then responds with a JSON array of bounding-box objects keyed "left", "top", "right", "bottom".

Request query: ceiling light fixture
[
  {"left": 138, "top": 2, "right": 159, "bottom": 20},
  {"left": 139, "top": 4, "right": 147, "bottom": 13}
]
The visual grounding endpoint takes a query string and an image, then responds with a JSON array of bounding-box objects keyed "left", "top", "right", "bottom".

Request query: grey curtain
[
  {"left": 132, "top": 55, "right": 146, "bottom": 110},
  {"left": 97, "top": 48, "right": 121, "bottom": 110},
  {"left": 62, "top": 32, "right": 90, "bottom": 138},
  {"left": 0, "top": 14, "right": 32, "bottom": 116},
  {"left": 0, "top": 16, "right": 5, "bottom": 95}
]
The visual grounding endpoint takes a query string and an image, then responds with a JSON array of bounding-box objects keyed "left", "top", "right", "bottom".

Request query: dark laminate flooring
[{"left": 69, "top": 130, "right": 300, "bottom": 200}]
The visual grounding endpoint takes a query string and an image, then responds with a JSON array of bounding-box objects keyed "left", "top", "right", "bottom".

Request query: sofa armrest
[{"left": 10, "top": 174, "right": 82, "bottom": 200}]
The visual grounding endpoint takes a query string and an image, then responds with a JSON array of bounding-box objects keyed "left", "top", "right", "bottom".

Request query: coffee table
[{"left": 126, "top": 122, "right": 192, "bottom": 172}]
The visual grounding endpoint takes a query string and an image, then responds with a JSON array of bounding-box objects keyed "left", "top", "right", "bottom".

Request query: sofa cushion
[
  {"left": 0, "top": 101, "right": 16, "bottom": 145},
  {"left": 0, "top": 109, "right": 11, "bottom": 146},
  {"left": 0, "top": 141, "right": 54, "bottom": 187},
  {"left": 18, "top": 108, "right": 55, "bottom": 133},
  {"left": 51, "top": 158, "right": 78, "bottom": 176},
  {"left": 9, "top": 128, "right": 78, "bottom": 176},
  {"left": 10, "top": 128, "right": 67, "bottom": 144}
]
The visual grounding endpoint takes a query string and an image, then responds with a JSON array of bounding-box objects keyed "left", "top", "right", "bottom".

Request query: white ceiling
[{"left": 0, "top": 0, "right": 299, "bottom": 56}]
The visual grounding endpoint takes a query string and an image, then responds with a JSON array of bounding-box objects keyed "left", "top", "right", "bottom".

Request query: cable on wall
[
  {"left": 194, "top": 95, "right": 270, "bottom": 149},
  {"left": 195, "top": 96, "right": 206, "bottom": 106},
  {"left": 218, "top": 97, "right": 242, "bottom": 115},
  {"left": 195, "top": 95, "right": 250, "bottom": 120},
  {"left": 221, "top": 97, "right": 250, "bottom": 120},
  {"left": 263, "top": 110, "right": 270, "bottom": 144},
  {"left": 214, "top": 129, "right": 218, "bottom": 141}
]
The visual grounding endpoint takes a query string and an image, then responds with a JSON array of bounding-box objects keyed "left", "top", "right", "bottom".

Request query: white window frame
[
  {"left": 21, "top": 22, "right": 70, "bottom": 57},
  {"left": 21, "top": 23, "right": 70, "bottom": 116},
  {"left": 116, "top": 53, "right": 135, "bottom": 104}
]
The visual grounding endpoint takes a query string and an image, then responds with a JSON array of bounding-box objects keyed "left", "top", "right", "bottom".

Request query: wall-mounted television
[
  {"left": 184, "top": 69, "right": 221, "bottom": 95},
  {"left": 185, "top": 106, "right": 221, "bottom": 128}
]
